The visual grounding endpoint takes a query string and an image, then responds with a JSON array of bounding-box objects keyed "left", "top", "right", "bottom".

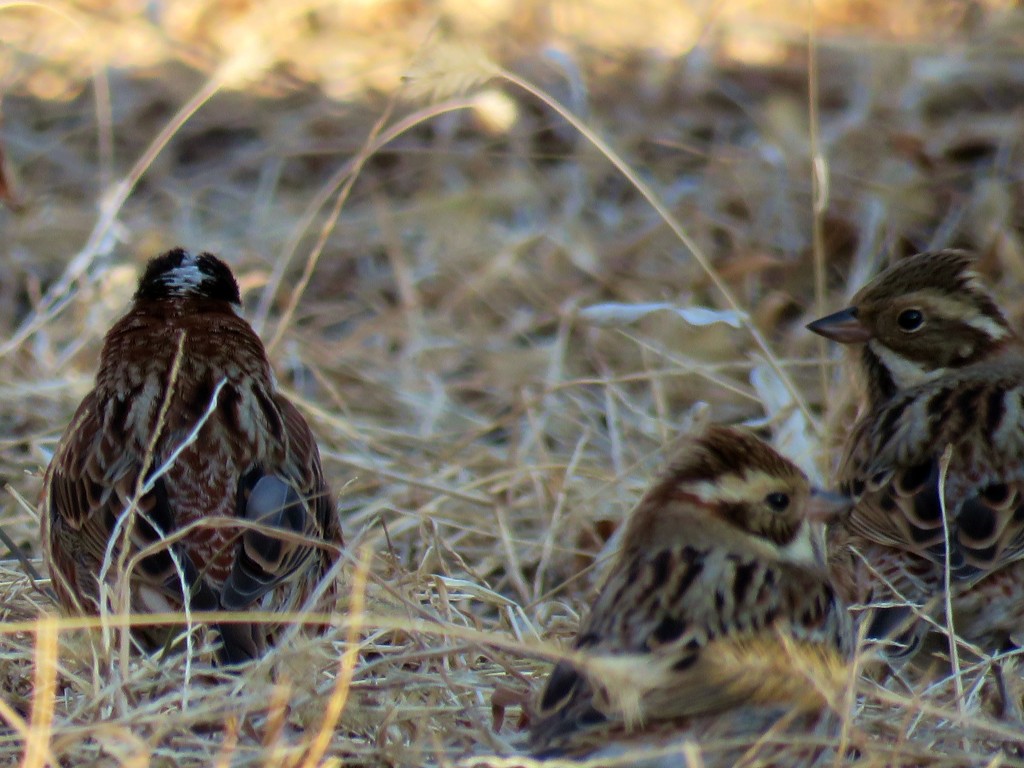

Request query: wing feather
[
  {"left": 529, "top": 544, "right": 847, "bottom": 750},
  {"left": 840, "top": 363, "right": 1024, "bottom": 578}
]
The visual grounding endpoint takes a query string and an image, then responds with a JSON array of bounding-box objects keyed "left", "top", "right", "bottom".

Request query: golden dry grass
[{"left": 4, "top": 0, "right": 1024, "bottom": 765}]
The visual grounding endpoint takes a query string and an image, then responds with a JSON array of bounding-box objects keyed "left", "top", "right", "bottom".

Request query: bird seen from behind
[{"left": 42, "top": 248, "right": 342, "bottom": 664}]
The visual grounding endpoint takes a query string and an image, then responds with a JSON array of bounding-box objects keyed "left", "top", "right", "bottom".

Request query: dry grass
[{"left": 3, "top": 0, "right": 1024, "bottom": 765}]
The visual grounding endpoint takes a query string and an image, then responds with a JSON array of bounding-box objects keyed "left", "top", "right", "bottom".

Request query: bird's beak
[
  {"left": 806, "top": 307, "right": 872, "bottom": 344},
  {"left": 805, "top": 489, "right": 852, "bottom": 523}
]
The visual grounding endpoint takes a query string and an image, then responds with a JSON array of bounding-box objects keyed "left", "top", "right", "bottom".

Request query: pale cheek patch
[{"left": 869, "top": 341, "right": 943, "bottom": 389}]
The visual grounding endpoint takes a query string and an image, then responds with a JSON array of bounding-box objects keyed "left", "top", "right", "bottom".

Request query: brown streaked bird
[
  {"left": 42, "top": 248, "right": 342, "bottom": 664},
  {"left": 528, "top": 426, "right": 851, "bottom": 758},
  {"left": 808, "top": 249, "right": 1024, "bottom": 664}
]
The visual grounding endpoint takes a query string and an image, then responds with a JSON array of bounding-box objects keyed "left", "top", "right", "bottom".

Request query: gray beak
[
  {"left": 806, "top": 307, "right": 872, "bottom": 344},
  {"left": 805, "top": 488, "right": 852, "bottom": 523}
]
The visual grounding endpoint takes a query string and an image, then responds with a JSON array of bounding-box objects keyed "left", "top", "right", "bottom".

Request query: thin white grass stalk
[
  {"left": 126, "top": 514, "right": 336, "bottom": 568},
  {"left": 99, "top": 333, "right": 227, "bottom": 698},
  {"left": 848, "top": 547, "right": 959, "bottom": 650},
  {"left": 323, "top": 453, "right": 493, "bottom": 506},
  {"left": 617, "top": 331, "right": 762, "bottom": 403},
  {"left": 0, "top": 67, "right": 229, "bottom": 360},
  {"left": 495, "top": 67, "right": 819, "bottom": 434},
  {"left": 937, "top": 443, "right": 964, "bottom": 719},
  {"left": 101, "top": 333, "right": 184, "bottom": 662},
  {"left": 23, "top": 616, "right": 58, "bottom": 768},
  {"left": 99, "top": 332, "right": 186, "bottom": 662},
  {"left": 298, "top": 544, "right": 372, "bottom": 768},
  {"left": 494, "top": 504, "right": 531, "bottom": 605},
  {"left": 139, "top": 376, "right": 230, "bottom": 496},
  {"left": 864, "top": 682, "right": 1024, "bottom": 741},
  {"left": 125, "top": 373, "right": 229, "bottom": 690},
  {"left": 918, "top": 646, "right": 992, "bottom": 700},
  {"left": 533, "top": 432, "right": 589, "bottom": 598},
  {"left": 254, "top": 96, "right": 478, "bottom": 337},
  {"left": 507, "top": 602, "right": 542, "bottom": 644}
]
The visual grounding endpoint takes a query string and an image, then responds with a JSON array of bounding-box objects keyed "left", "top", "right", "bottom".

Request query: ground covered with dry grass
[{"left": 4, "top": 1, "right": 1024, "bottom": 765}]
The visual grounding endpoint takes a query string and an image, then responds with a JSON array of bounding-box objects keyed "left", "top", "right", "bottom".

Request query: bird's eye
[
  {"left": 896, "top": 308, "right": 924, "bottom": 332},
  {"left": 765, "top": 492, "right": 790, "bottom": 511}
]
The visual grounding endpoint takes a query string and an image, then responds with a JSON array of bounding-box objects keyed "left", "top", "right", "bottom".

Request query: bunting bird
[
  {"left": 528, "top": 426, "right": 851, "bottom": 758},
  {"left": 808, "top": 249, "right": 1024, "bottom": 669},
  {"left": 42, "top": 248, "right": 342, "bottom": 663}
]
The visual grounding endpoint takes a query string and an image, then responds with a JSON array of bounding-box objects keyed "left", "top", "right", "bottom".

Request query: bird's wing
[
  {"left": 529, "top": 544, "right": 847, "bottom": 752},
  {"left": 43, "top": 389, "right": 212, "bottom": 615},
  {"left": 839, "top": 366, "right": 1024, "bottom": 578},
  {"left": 220, "top": 394, "right": 339, "bottom": 612}
]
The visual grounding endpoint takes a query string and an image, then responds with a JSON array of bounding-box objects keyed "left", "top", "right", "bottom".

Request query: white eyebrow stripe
[
  {"left": 963, "top": 313, "right": 1011, "bottom": 340},
  {"left": 689, "top": 471, "right": 786, "bottom": 504},
  {"left": 919, "top": 291, "right": 1010, "bottom": 340}
]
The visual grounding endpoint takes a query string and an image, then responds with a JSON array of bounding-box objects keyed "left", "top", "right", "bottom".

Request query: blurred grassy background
[{"left": 3, "top": 0, "right": 1024, "bottom": 765}]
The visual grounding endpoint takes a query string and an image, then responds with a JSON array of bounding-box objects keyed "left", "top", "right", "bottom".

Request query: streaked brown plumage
[
  {"left": 528, "top": 426, "right": 851, "bottom": 757},
  {"left": 42, "top": 248, "right": 342, "bottom": 663},
  {"left": 808, "top": 249, "right": 1024, "bottom": 659}
]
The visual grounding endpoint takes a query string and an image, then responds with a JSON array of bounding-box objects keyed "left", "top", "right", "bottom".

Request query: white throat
[
  {"left": 869, "top": 340, "right": 945, "bottom": 389},
  {"left": 778, "top": 520, "right": 824, "bottom": 568}
]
